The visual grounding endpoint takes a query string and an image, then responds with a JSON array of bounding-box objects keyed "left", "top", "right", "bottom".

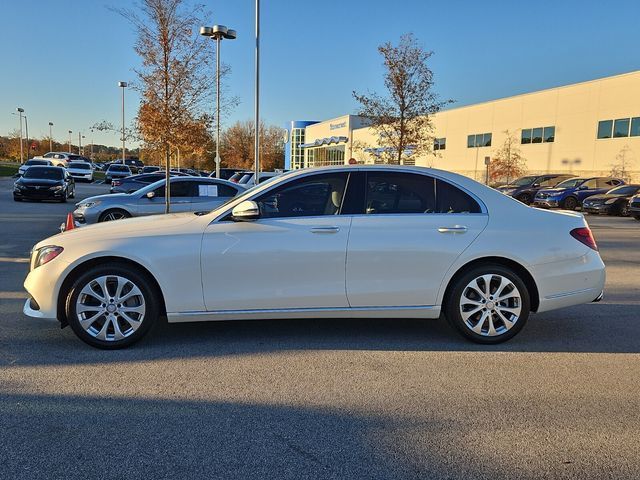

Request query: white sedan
[{"left": 23, "top": 165, "right": 605, "bottom": 349}]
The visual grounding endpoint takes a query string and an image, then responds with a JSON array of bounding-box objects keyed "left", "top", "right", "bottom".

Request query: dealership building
[{"left": 283, "top": 70, "right": 640, "bottom": 181}]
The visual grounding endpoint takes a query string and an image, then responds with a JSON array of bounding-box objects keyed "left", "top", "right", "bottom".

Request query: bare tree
[
  {"left": 353, "top": 33, "right": 451, "bottom": 165},
  {"left": 113, "top": 0, "right": 236, "bottom": 211},
  {"left": 490, "top": 130, "right": 528, "bottom": 184},
  {"left": 610, "top": 145, "right": 635, "bottom": 182}
]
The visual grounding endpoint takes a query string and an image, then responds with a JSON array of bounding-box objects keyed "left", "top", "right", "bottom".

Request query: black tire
[
  {"left": 619, "top": 203, "right": 629, "bottom": 217},
  {"left": 13, "top": 197, "right": 21, "bottom": 202},
  {"left": 99, "top": 209, "right": 131, "bottom": 222},
  {"left": 69, "top": 186, "right": 75, "bottom": 199},
  {"left": 562, "top": 196, "right": 578, "bottom": 210},
  {"left": 60, "top": 188, "right": 68, "bottom": 203},
  {"left": 64, "top": 263, "right": 160, "bottom": 349},
  {"left": 444, "top": 264, "right": 530, "bottom": 344},
  {"left": 516, "top": 193, "right": 532, "bottom": 205}
]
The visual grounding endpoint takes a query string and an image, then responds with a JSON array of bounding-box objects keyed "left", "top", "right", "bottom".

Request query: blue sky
[{"left": 1, "top": 0, "right": 639, "bottom": 148}]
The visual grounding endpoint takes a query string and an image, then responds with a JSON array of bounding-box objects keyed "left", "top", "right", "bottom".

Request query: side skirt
[{"left": 167, "top": 305, "right": 441, "bottom": 323}]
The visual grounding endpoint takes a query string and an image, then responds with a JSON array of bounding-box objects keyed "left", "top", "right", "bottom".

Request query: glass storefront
[{"left": 306, "top": 145, "right": 345, "bottom": 167}]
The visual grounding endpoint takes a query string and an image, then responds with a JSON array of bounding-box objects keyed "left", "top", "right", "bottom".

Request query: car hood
[
  {"left": 18, "top": 178, "right": 62, "bottom": 186},
  {"left": 35, "top": 211, "right": 203, "bottom": 250},
  {"left": 76, "top": 193, "right": 132, "bottom": 205},
  {"left": 496, "top": 185, "right": 522, "bottom": 191},
  {"left": 537, "top": 188, "right": 568, "bottom": 195},
  {"left": 584, "top": 194, "right": 625, "bottom": 202}
]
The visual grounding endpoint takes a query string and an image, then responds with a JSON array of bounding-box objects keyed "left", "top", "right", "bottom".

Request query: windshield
[
  {"left": 25, "top": 160, "right": 48, "bottom": 166},
  {"left": 69, "top": 162, "right": 90, "bottom": 169},
  {"left": 607, "top": 185, "right": 639, "bottom": 195},
  {"left": 109, "top": 165, "right": 130, "bottom": 172},
  {"left": 555, "top": 178, "right": 586, "bottom": 188},
  {"left": 510, "top": 176, "right": 539, "bottom": 186},
  {"left": 23, "top": 167, "right": 63, "bottom": 180}
]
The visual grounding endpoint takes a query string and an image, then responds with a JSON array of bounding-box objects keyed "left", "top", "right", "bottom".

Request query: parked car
[
  {"left": 71, "top": 176, "right": 245, "bottom": 225},
  {"left": 66, "top": 161, "right": 94, "bottom": 182},
  {"left": 496, "top": 174, "right": 574, "bottom": 204},
  {"left": 230, "top": 171, "right": 281, "bottom": 187},
  {"left": 629, "top": 194, "right": 640, "bottom": 221},
  {"left": 123, "top": 158, "right": 144, "bottom": 173},
  {"left": 24, "top": 165, "right": 605, "bottom": 349},
  {"left": 141, "top": 166, "right": 161, "bottom": 174},
  {"left": 110, "top": 173, "right": 176, "bottom": 194},
  {"left": 13, "top": 166, "right": 75, "bottom": 202},
  {"left": 18, "top": 159, "right": 53, "bottom": 176},
  {"left": 211, "top": 168, "right": 244, "bottom": 180},
  {"left": 105, "top": 164, "right": 132, "bottom": 184},
  {"left": 582, "top": 184, "right": 640, "bottom": 216},
  {"left": 533, "top": 177, "right": 625, "bottom": 210},
  {"left": 34, "top": 152, "right": 72, "bottom": 167}
]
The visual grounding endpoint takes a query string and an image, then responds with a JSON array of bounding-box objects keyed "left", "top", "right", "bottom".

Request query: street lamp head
[
  {"left": 16, "top": 107, "right": 24, "bottom": 113},
  {"left": 200, "top": 26, "right": 214, "bottom": 37},
  {"left": 118, "top": 81, "right": 128, "bottom": 88},
  {"left": 212, "top": 25, "right": 228, "bottom": 36},
  {"left": 225, "top": 29, "right": 237, "bottom": 40},
  {"left": 68, "top": 130, "right": 72, "bottom": 134},
  {"left": 49, "top": 122, "right": 53, "bottom": 126}
]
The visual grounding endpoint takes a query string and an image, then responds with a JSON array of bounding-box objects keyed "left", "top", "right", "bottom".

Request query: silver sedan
[{"left": 72, "top": 177, "right": 245, "bottom": 225}]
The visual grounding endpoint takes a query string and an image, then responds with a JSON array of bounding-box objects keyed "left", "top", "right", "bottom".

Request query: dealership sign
[{"left": 330, "top": 121, "right": 346, "bottom": 131}]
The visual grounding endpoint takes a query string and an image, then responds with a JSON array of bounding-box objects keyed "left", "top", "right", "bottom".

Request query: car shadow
[{"left": 1, "top": 298, "right": 639, "bottom": 367}]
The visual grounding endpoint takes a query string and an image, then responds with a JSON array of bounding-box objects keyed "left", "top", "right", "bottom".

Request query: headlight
[
  {"left": 50, "top": 185, "right": 64, "bottom": 191},
  {"left": 33, "top": 246, "right": 64, "bottom": 269},
  {"left": 605, "top": 198, "right": 618, "bottom": 205},
  {"left": 79, "top": 200, "right": 101, "bottom": 208},
  {"left": 14, "top": 183, "right": 25, "bottom": 190}
]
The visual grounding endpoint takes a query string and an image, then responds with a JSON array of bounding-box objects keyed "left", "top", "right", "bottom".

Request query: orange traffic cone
[{"left": 65, "top": 212, "right": 75, "bottom": 231}]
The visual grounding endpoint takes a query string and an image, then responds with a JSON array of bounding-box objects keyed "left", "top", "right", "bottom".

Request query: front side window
[
  {"left": 255, "top": 173, "right": 348, "bottom": 218},
  {"left": 597, "top": 120, "right": 613, "bottom": 139}
]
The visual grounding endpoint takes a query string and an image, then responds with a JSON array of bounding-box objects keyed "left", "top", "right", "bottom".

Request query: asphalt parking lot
[{"left": 0, "top": 176, "right": 639, "bottom": 479}]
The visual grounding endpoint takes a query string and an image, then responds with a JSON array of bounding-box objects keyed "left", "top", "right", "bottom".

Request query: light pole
[
  {"left": 254, "top": 0, "right": 260, "bottom": 183},
  {"left": 48, "top": 122, "right": 54, "bottom": 151},
  {"left": 90, "top": 128, "right": 94, "bottom": 159},
  {"left": 78, "top": 132, "right": 82, "bottom": 155},
  {"left": 118, "top": 81, "right": 128, "bottom": 164},
  {"left": 68, "top": 130, "right": 72, "bottom": 153},
  {"left": 16, "top": 108, "right": 24, "bottom": 163},
  {"left": 24, "top": 116, "right": 30, "bottom": 160},
  {"left": 200, "top": 25, "right": 236, "bottom": 178}
]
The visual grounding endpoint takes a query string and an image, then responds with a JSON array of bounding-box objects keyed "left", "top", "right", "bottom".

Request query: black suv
[{"left": 496, "top": 174, "right": 574, "bottom": 204}]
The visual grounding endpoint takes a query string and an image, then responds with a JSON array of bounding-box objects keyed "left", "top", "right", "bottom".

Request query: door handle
[
  {"left": 438, "top": 226, "right": 468, "bottom": 234},
  {"left": 310, "top": 226, "right": 340, "bottom": 234}
]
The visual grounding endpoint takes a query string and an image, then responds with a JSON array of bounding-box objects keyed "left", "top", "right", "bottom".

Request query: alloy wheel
[
  {"left": 102, "top": 211, "right": 127, "bottom": 221},
  {"left": 75, "top": 275, "right": 146, "bottom": 341},
  {"left": 459, "top": 274, "right": 522, "bottom": 337}
]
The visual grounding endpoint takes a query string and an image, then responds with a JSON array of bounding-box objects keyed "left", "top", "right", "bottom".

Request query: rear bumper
[{"left": 531, "top": 250, "right": 606, "bottom": 313}]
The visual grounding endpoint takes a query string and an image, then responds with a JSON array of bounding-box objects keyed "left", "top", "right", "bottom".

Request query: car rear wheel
[
  {"left": 99, "top": 209, "right": 131, "bottom": 222},
  {"left": 562, "top": 196, "right": 578, "bottom": 210},
  {"left": 516, "top": 193, "right": 532, "bottom": 205},
  {"left": 444, "top": 265, "right": 530, "bottom": 344},
  {"left": 65, "top": 264, "right": 159, "bottom": 349}
]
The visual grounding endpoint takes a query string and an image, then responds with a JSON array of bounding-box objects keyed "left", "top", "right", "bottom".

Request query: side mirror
[
  {"left": 578, "top": 185, "right": 588, "bottom": 190},
  {"left": 231, "top": 200, "right": 260, "bottom": 221},
  {"left": 532, "top": 183, "right": 540, "bottom": 188},
  {"left": 146, "top": 191, "right": 155, "bottom": 199}
]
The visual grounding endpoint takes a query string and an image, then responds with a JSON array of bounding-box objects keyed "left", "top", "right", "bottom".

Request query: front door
[
  {"left": 345, "top": 171, "right": 488, "bottom": 307},
  {"left": 201, "top": 172, "right": 351, "bottom": 311}
]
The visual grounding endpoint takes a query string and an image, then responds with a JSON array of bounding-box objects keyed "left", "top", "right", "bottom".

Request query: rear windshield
[
  {"left": 24, "top": 167, "right": 63, "bottom": 180},
  {"left": 25, "top": 160, "right": 49, "bottom": 166},
  {"left": 511, "top": 176, "right": 538, "bottom": 186},
  {"left": 68, "top": 162, "right": 91, "bottom": 169},
  {"left": 109, "top": 165, "right": 131, "bottom": 172},
  {"left": 238, "top": 173, "right": 254, "bottom": 184},
  {"left": 607, "top": 185, "right": 640, "bottom": 195}
]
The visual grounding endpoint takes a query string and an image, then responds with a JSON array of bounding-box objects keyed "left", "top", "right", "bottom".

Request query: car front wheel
[
  {"left": 562, "top": 196, "right": 578, "bottom": 210},
  {"left": 444, "top": 265, "right": 530, "bottom": 344},
  {"left": 65, "top": 264, "right": 159, "bottom": 349}
]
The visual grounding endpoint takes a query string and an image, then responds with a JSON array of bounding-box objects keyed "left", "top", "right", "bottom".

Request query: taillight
[
  {"left": 570, "top": 227, "right": 598, "bottom": 251},
  {"left": 112, "top": 180, "right": 121, "bottom": 186}
]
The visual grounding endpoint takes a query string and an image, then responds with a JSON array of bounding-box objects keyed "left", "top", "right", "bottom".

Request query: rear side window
[
  {"left": 153, "top": 180, "right": 192, "bottom": 197},
  {"left": 364, "top": 172, "right": 436, "bottom": 214},
  {"left": 582, "top": 179, "right": 597, "bottom": 189},
  {"left": 597, "top": 178, "right": 621, "bottom": 188},
  {"left": 193, "top": 182, "right": 238, "bottom": 197},
  {"left": 435, "top": 180, "right": 481, "bottom": 213}
]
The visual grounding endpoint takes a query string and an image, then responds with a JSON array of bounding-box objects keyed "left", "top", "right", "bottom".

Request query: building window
[
  {"left": 597, "top": 120, "right": 613, "bottom": 139},
  {"left": 468, "top": 132, "right": 491, "bottom": 148},
  {"left": 613, "top": 118, "right": 630, "bottom": 138},
  {"left": 521, "top": 129, "right": 531, "bottom": 144},
  {"left": 434, "top": 137, "right": 446, "bottom": 151},
  {"left": 631, "top": 117, "right": 640, "bottom": 137},
  {"left": 544, "top": 126, "right": 555, "bottom": 142},
  {"left": 531, "top": 127, "right": 543, "bottom": 143}
]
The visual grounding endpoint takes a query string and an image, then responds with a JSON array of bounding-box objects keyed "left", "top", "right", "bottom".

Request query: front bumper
[
  {"left": 583, "top": 204, "right": 611, "bottom": 214},
  {"left": 533, "top": 198, "right": 560, "bottom": 208},
  {"left": 14, "top": 188, "right": 66, "bottom": 200},
  {"left": 23, "top": 256, "right": 72, "bottom": 321}
]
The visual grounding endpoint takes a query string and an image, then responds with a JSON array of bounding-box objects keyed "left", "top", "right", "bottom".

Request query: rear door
[{"left": 345, "top": 171, "right": 488, "bottom": 307}]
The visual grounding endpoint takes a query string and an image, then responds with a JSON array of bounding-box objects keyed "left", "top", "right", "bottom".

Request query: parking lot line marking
[
  {"left": 0, "top": 291, "right": 28, "bottom": 299},
  {"left": 0, "top": 257, "right": 29, "bottom": 263}
]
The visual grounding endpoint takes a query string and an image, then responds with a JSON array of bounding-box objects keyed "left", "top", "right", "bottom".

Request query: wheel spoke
[
  {"left": 487, "top": 314, "right": 497, "bottom": 336},
  {"left": 461, "top": 305, "right": 483, "bottom": 321},
  {"left": 472, "top": 311, "right": 489, "bottom": 334},
  {"left": 120, "top": 311, "right": 142, "bottom": 331},
  {"left": 494, "top": 277, "right": 511, "bottom": 298},
  {"left": 96, "top": 276, "right": 111, "bottom": 300},
  {"left": 496, "top": 310, "right": 515, "bottom": 330},
  {"left": 112, "top": 318, "right": 125, "bottom": 340},
  {"left": 114, "top": 277, "right": 129, "bottom": 302},
  {"left": 479, "top": 274, "right": 493, "bottom": 297},
  {"left": 95, "top": 317, "right": 112, "bottom": 340},
  {"left": 79, "top": 311, "right": 104, "bottom": 328},
  {"left": 77, "top": 303, "right": 102, "bottom": 314},
  {"left": 80, "top": 284, "right": 106, "bottom": 303},
  {"left": 121, "top": 305, "right": 145, "bottom": 314},
  {"left": 119, "top": 285, "right": 143, "bottom": 303},
  {"left": 497, "top": 306, "right": 521, "bottom": 316}
]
